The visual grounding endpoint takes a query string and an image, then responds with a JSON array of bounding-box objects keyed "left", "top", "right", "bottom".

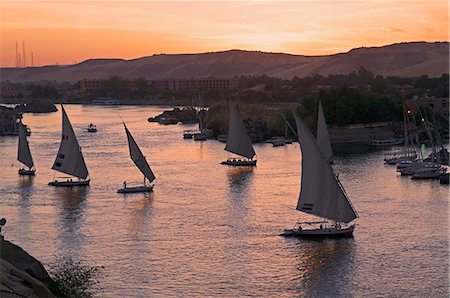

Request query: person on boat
[
  {"left": 320, "top": 224, "right": 323, "bottom": 229},
  {"left": 123, "top": 181, "right": 127, "bottom": 189}
]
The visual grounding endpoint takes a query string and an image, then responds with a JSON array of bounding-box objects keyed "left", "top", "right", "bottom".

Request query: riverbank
[{"left": 0, "top": 236, "right": 55, "bottom": 297}]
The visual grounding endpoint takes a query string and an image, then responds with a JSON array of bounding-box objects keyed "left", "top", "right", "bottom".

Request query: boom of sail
[
  {"left": 124, "top": 123, "right": 155, "bottom": 183},
  {"left": 17, "top": 121, "right": 34, "bottom": 169},
  {"left": 51, "top": 105, "right": 89, "bottom": 180},
  {"left": 293, "top": 112, "right": 357, "bottom": 223},
  {"left": 316, "top": 100, "right": 333, "bottom": 160},
  {"left": 224, "top": 104, "right": 256, "bottom": 159}
]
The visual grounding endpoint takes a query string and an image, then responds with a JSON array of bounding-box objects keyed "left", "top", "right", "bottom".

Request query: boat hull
[
  {"left": 117, "top": 185, "right": 154, "bottom": 193},
  {"left": 281, "top": 225, "right": 355, "bottom": 238},
  {"left": 48, "top": 179, "right": 90, "bottom": 187},
  {"left": 439, "top": 173, "right": 449, "bottom": 185},
  {"left": 18, "top": 169, "right": 35, "bottom": 176},
  {"left": 220, "top": 159, "right": 257, "bottom": 166}
]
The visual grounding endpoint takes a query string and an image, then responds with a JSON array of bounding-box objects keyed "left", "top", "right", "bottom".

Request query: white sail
[
  {"left": 123, "top": 123, "right": 155, "bottom": 183},
  {"left": 316, "top": 100, "right": 333, "bottom": 159},
  {"left": 224, "top": 104, "right": 256, "bottom": 159},
  {"left": 293, "top": 112, "right": 357, "bottom": 223},
  {"left": 17, "top": 121, "right": 33, "bottom": 168},
  {"left": 51, "top": 105, "right": 89, "bottom": 179}
]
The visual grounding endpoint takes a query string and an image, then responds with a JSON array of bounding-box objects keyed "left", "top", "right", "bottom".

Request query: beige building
[{"left": 79, "top": 77, "right": 239, "bottom": 94}]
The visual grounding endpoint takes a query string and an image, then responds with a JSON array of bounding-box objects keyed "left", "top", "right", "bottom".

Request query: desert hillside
[{"left": 1, "top": 42, "right": 448, "bottom": 83}]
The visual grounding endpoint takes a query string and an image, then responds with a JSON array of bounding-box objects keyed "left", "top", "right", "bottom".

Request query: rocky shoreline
[{"left": 0, "top": 236, "right": 55, "bottom": 297}]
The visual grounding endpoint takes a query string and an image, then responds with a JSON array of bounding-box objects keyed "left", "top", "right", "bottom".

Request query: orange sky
[{"left": 0, "top": 1, "right": 448, "bottom": 67}]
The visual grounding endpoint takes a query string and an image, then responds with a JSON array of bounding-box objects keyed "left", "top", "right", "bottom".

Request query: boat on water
[
  {"left": 281, "top": 112, "right": 358, "bottom": 238},
  {"left": 183, "top": 130, "right": 195, "bottom": 139},
  {"left": 48, "top": 105, "right": 90, "bottom": 186},
  {"left": 221, "top": 103, "right": 257, "bottom": 166},
  {"left": 17, "top": 120, "right": 35, "bottom": 176},
  {"left": 439, "top": 173, "right": 449, "bottom": 185},
  {"left": 411, "top": 166, "right": 447, "bottom": 180},
  {"left": 270, "top": 137, "right": 287, "bottom": 147},
  {"left": 398, "top": 161, "right": 441, "bottom": 176},
  {"left": 87, "top": 123, "right": 97, "bottom": 132},
  {"left": 316, "top": 100, "right": 334, "bottom": 164},
  {"left": 384, "top": 104, "right": 417, "bottom": 165},
  {"left": 117, "top": 121, "right": 155, "bottom": 193},
  {"left": 217, "top": 134, "right": 228, "bottom": 143}
]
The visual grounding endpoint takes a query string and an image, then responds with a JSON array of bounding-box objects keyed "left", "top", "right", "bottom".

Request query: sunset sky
[{"left": 0, "top": 0, "right": 448, "bottom": 67}]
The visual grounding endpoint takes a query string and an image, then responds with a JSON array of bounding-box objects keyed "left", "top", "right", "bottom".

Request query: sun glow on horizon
[{"left": 0, "top": 1, "right": 448, "bottom": 67}]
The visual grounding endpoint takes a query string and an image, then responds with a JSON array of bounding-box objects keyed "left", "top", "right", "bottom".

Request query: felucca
[
  {"left": 17, "top": 120, "right": 35, "bottom": 175},
  {"left": 117, "top": 121, "right": 155, "bottom": 193},
  {"left": 282, "top": 112, "right": 358, "bottom": 238},
  {"left": 221, "top": 103, "right": 257, "bottom": 166},
  {"left": 48, "top": 105, "right": 90, "bottom": 186},
  {"left": 316, "top": 100, "right": 333, "bottom": 164}
]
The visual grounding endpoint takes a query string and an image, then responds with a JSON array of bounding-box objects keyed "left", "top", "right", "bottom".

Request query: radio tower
[
  {"left": 15, "top": 41, "right": 19, "bottom": 68},
  {"left": 22, "top": 41, "right": 26, "bottom": 67},
  {"left": 31, "top": 52, "right": 34, "bottom": 67}
]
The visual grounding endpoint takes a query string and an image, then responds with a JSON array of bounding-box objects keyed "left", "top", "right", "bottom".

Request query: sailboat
[
  {"left": 316, "top": 100, "right": 333, "bottom": 164},
  {"left": 221, "top": 103, "right": 257, "bottom": 166},
  {"left": 48, "top": 105, "right": 90, "bottom": 186},
  {"left": 17, "top": 120, "right": 35, "bottom": 175},
  {"left": 117, "top": 122, "right": 155, "bottom": 193},
  {"left": 281, "top": 112, "right": 358, "bottom": 238}
]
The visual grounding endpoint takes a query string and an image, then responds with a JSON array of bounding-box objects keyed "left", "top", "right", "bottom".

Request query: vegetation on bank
[
  {"left": 48, "top": 257, "right": 103, "bottom": 298},
  {"left": 1, "top": 69, "right": 448, "bottom": 131}
]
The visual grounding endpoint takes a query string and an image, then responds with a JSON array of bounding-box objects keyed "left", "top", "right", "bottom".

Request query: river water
[{"left": 0, "top": 105, "right": 448, "bottom": 297}]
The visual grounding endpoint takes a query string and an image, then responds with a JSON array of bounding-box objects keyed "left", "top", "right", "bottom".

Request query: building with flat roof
[{"left": 79, "top": 77, "right": 239, "bottom": 94}]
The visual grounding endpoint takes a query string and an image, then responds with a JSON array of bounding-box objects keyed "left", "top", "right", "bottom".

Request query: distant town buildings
[
  {"left": 79, "top": 77, "right": 239, "bottom": 94},
  {"left": 151, "top": 78, "right": 239, "bottom": 91}
]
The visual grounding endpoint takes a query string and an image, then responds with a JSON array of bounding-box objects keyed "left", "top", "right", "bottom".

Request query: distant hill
[{"left": 1, "top": 42, "right": 448, "bottom": 83}]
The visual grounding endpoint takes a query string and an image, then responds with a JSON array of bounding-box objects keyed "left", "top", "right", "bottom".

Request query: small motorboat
[
  {"left": 220, "top": 158, "right": 257, "bottom": 166},
  {"left": 193, "top": 133, "right": 207, "bottom": 141},
  {"left": 87, "top": 123, "right": 97, "bottom": 132},
  {"left": 183, "top": 130, "right": 195, "bottom": 139},
  {"left": 18, "top": 168, "right": 36, "bottom": 176}
]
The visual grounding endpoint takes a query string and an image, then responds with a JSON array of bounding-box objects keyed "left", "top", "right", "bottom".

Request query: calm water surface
[{"left": 0, "top": 105, "right": 448, "bottom": 297}]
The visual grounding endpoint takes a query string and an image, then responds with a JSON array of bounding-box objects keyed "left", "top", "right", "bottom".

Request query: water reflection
[
  {"left": 54, "top": 186, "right": 90, "bottom": 259},
  {"left": 17, "top": 175, "right": 34, "bottom": 199},
  {"left": 290, "top": 239, "right": 356, "bottom": 296},
  {"left": 126, "top": 193, "right": 155, "bottom": 239},
  {"left": 226, "top": 167, "right": 254, "bottom": 190}
]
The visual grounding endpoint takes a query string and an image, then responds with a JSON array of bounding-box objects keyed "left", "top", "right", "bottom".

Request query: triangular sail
[
  {"left": 316, "top": 100, "right": 333, "bottom": 159},
  {"left": 17, "top": 121, "right": 34, "bottom": 168},
  {"left": 124, "top": 123, "right": 155, "bottom": 183},
  {"left": 293, "top": 112, "right": 357, "bottom": 223},
  {"left": 224, "top": 104, "right": 256, "bottom": 159},
  {"left": 51, "top": 105, "right": 89, "bottom": 179}
]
